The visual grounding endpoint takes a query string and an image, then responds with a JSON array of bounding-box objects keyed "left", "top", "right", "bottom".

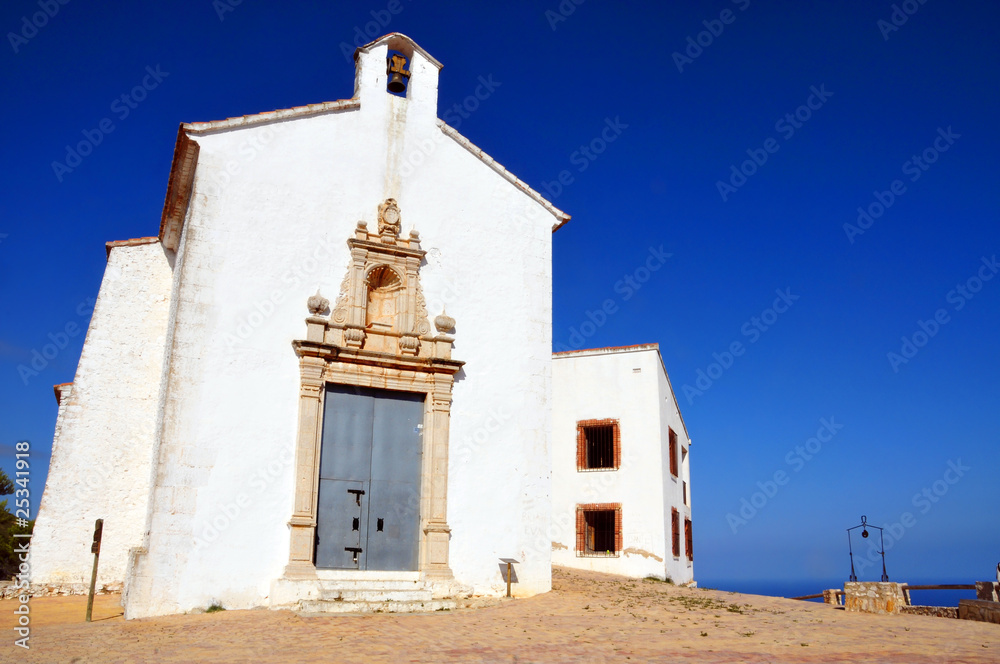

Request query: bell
[
  {"left": 388, "top": 72, "right": 407, "bottom": 93},
  {"left": 861, "top": 528, "right": 869, "bottom": 538},
  {"left": 387, "top": 54, "right": 410, "bottom": 94}
]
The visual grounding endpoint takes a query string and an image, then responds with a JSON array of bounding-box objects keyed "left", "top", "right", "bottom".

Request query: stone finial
[
  {"left": 307, "top": 290, "right": 329, "bottom": 315},
  {"left": 434, "top": 310, "right": 455, "bottom": 333},
  {"left": 378, "top": 198, "right": 402, "bottom": 237}
]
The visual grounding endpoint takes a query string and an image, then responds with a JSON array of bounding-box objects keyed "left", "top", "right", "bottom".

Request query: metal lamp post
[{"left": 847, "top": 515, "right": 888, "bottom": 582}]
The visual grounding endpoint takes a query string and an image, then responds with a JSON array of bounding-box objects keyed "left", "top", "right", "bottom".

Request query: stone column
[
  {"left": 421, "top": 374, "right": 454, "bottom": 581},
  {"left": 284, "top": 355, "right": 325, "bottom": 578}
]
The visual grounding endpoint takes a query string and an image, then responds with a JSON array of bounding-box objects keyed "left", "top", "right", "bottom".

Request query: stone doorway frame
[{"left": 282, "top": 201, "right": 462, "bottom": 586}]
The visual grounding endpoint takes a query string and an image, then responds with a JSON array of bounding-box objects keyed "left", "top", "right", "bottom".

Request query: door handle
[{"left": 347, "top": 489, "right": 365, "bottom": 506}]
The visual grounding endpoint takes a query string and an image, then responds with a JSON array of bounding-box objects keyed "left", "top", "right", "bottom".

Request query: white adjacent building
[
  {"left": 551, "top": 344, "right": 694, "bottom": 584},
  {"left": 30, "top": 33, "right": 568, "bottom": 618}
]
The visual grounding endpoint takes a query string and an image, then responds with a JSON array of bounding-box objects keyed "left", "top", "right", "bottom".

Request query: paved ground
[{"left": 2, "top": 567, "right": 997, "bottom": 663}]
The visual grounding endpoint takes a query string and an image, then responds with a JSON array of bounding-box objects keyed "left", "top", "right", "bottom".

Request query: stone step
[
  {"left": 318, "top": 588, "right": 433, "bottom": 602},
  {"left": 299, "top": 598, "right": 459, "bottom": 615},
  {"left": 315, "top": 579, "right": 427, "bottom": 592}
]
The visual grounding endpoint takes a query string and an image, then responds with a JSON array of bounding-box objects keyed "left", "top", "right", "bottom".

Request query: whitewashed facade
[
  {"left": 551, "top": 345, "right": 694, "bottom": 584},
  {"left": 31, "top": 33, "right": 569, "bottom": 618}
]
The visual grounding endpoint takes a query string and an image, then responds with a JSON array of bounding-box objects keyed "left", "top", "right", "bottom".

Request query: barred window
[
  {"left": 668, "top": 428, "right": 678, "bottom": 477},
  {"left": 576, "top": 503, "right": 622, "bottom": 557},
  {"left": 576, "top": 420, "right": 620, "bottom": 471},
  {"left": 685, "top": 517, "right": 693, "bottom": 561},
  {"left": 671, "top": 508, "right": 681, "bottom": 558}
]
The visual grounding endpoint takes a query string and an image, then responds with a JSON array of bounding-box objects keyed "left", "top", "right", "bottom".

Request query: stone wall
[
  {"left": 844, "top": 582, "right": 907, "bottom": 614},
  {"left": 30, "top": 241, "right": 173, "bottom": 587},
  {"left": 900, "top": 605, "right": 957, "bottom": 618},
  {"left": 975, "top": 581, "right": 999, "bottom": 601},
  {"left": 823, "top": 589, "right": 843, "bottom": 605},
  {"left": 1, "top": 581, "right": 122, "bottom": 600},
  {"left": 958, "top": 599, "right": 1000, "bottom": 624}
]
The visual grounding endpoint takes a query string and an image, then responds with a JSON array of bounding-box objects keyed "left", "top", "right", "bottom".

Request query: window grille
[
  {"left": 672, "top": 508, "right": 681, "bottom": 558},
  {"left": 576, "top": 420, "right": 620, "bottom": 470},
  {"left": 685, "top": 518, "right": 693, "bottom": 561},
  {"left": 668, "top": 427, "right": 678, "bottom": 477},
  {"left": 575, "top": 503, "right": 622, "bottom": 557}
]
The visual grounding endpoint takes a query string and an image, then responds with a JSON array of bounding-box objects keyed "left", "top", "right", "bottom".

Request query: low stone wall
[
  {"left": 844, "top": 582, "right": 906, "bottom": 614},
  {"left": 822, "top": 589, "right": 843, "bottom": 606},
  {"left": 0, "top": 582, "right": 122, "bottom": 600},
  {"left": 975, "top": 582, "right": 999, "bottom": 602},
  {"left": 958, "top": 599, "right": 1000, "bottom": 624},
  {"left": 900, "top": 605, "right": 957, "bottom": 618}
]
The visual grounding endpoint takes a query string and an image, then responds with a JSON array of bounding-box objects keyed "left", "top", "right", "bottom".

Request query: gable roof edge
[
  {"left": 355, "top": 33, "right": 443, "bottom": 70},
  {"left": 436, "top": 120, "right": 571, "bottom": 232},
  {"left": 159, "top": 126, "right": 199, "bottom": 252}
]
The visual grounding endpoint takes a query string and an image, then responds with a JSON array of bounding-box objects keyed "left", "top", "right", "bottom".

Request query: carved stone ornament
[
  {"left": 378, "top": 198, "right": 402, "bottom": 237},
  {"left": 307, "top": 290, "right": 329, "bottom": 315},
  {"left": 434, "top": 310, "right": 455, "bottom": 333},
  {"left": 307, "top": 200, "right": 442, "bottom": 357}
]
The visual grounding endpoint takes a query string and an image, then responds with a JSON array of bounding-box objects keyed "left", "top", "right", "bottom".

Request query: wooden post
[
  {"left": 85, "top": 519, "right": 103, "bottom": 622},
  {"left": 499, "top": 558, "right": 517, "bottom": 598}
]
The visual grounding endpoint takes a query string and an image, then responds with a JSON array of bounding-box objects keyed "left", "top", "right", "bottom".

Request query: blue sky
[{"left": 2, "top": 1, "right": 998, "bottom": 589}]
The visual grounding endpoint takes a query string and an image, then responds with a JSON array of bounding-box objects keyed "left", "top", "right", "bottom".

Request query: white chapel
[{"left": 29, "top": 33, "right": 693, "bottom": 618}]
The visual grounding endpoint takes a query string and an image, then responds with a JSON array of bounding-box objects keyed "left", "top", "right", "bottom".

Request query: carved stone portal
[{"left": 284, "top": 200, "right": 463, "bottom": 589}]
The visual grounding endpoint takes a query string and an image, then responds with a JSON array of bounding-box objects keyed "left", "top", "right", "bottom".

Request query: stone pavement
[{"left": 1, "top": 567, "right": 997, "bottom": 663}]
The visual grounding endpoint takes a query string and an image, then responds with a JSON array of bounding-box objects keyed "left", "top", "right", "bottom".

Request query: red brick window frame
[
  {"left": 575, "top": 503, "right": 622, "bottom": 557},
  {"left": 684, "top": 517, "right": 693, "bottom": 561},
  {"left": 576, "top": 419, "right": 621, "bottom": 471},
  {"left": 671, "top": 508, "right": 681, "bottom": 558},
  {"left": 668, "top": 427, "right": 678, "bottom": 477}
]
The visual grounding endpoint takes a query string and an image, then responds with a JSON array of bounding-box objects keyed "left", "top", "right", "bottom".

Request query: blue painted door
[{"left": 314, "top": 385, "right": 424, "bottom": 571}]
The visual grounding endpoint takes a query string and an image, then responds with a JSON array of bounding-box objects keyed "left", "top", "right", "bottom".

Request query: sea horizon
[{"left": 698, "top": 578, "right": 980, "bottom": 608}]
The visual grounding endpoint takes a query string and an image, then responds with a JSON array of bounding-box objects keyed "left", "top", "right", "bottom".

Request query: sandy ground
[{"left": 1, "top": 567, "right": 997, "bottom": 663}]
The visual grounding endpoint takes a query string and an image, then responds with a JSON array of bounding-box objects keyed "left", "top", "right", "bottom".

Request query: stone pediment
[{"left": 297, "top": 199, "right": 458, "bottom": 369}]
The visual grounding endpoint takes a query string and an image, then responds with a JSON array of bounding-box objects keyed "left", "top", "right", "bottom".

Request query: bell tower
[{"left": 353, "top": 32, "right": 441, "bottom": 122}]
